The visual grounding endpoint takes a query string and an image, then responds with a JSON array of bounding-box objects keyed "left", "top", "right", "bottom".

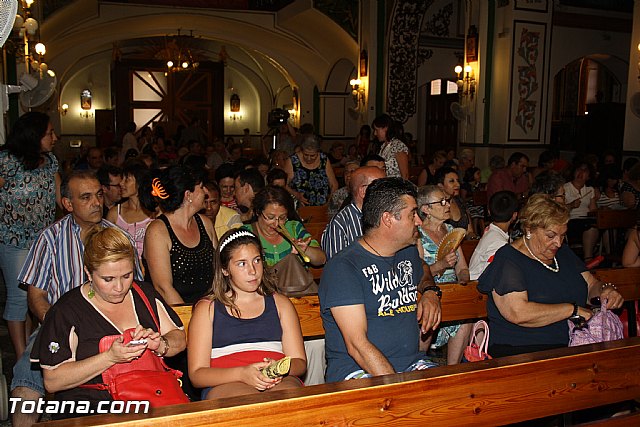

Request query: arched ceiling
[{"left": 40, "top": 1, "right": 359, "bottom": 96}]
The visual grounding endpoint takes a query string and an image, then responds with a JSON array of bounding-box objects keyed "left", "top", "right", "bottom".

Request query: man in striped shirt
[
  {"left": 322, "top": 166, "right": 386, "bottom": 260},
  {"left": 11, "top": 170, "right": 143, "bottom": 426}
]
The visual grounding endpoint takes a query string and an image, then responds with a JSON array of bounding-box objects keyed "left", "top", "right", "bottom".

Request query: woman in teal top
[{"left": 243, "top": 186, "right": 326, "bottom": 268}]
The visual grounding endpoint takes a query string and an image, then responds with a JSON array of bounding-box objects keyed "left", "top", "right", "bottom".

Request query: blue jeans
[
  {"left": 11, "top": 328, "right": 45, "bottom": 395},
  {"left": 0, "top": 243, "right": 29, "bottom": 321}
]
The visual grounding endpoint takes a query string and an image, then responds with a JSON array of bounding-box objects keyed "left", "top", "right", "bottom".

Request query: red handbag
[
  {"left": 81, "top": 283, "right": 189, "bottom": 407},
  {"left": 463, "top": 320, "right": 492, "bottom": 362}
]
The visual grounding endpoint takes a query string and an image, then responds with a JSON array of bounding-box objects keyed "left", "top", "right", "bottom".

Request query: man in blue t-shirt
[{"left": 319, "top": 177, "right": 442, "bottom": 382}]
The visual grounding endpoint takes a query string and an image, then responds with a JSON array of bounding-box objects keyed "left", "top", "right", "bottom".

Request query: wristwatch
[
  {"left": 568, "top": 303, "right": 587, "bottom": 327},
  {"left": 423, "top": 285, "right": 442, "bottom": 299}
]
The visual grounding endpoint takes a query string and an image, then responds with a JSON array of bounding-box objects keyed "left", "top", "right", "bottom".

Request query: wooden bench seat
[{"left": 37, "top": 337, "right": 640, "bottom": 426}]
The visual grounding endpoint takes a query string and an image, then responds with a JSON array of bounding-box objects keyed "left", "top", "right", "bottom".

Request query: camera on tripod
[{"left": 267, "top": 108, "right": 290, "bottom": 128}]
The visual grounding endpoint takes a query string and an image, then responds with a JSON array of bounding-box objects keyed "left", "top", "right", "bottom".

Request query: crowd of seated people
[{"left": 1, "top": 111, "right": 636, "bottom": 424}]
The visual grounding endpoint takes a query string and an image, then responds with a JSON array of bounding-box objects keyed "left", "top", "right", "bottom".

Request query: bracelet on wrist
[
  {"left": 153, "top": 336, "right": 169, "bottom": 357},
  {"left": 600, "top": 282, "right": 617, "bottom": 292}
]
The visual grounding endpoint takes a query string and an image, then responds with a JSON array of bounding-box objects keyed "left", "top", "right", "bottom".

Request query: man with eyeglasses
[
  {"left": 320, "top": 177, "right": 442, "bottom": 382},
  {"left": 96, "top": 165, "right": 122, "bottom": 218}
]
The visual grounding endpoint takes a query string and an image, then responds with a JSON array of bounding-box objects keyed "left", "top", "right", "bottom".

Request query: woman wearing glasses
[
  {"left": 243, "top": 186, "right": 326, "bottom": 269},
  {"left": 416, "top": 185, "right": 471, "bottom": 365}
]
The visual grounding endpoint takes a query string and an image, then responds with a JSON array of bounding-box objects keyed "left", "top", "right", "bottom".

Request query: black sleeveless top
[{"left": 147, "top": 214, "right": 214, "bottom": 304}]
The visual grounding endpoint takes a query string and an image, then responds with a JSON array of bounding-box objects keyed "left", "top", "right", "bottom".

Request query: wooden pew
[
  {"left": 298, "top": 204, "right": 329, "bottom": 224},
  {"left": 592, "top": 267, "right": 640, "bottom": 337},
  {"left": 172, "top": 283, "right": 488, "bottom": 340},
  {"left": 38, "top": 338, "right": 640, "bottom": 426},
  {"left": 460, "top": 238, "right": 479, "bottom": 262},
  {"left": 172, "top": 274, "right": 639, "bottom": 341}
]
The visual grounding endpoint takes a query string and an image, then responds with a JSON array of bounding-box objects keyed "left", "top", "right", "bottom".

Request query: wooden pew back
[
  {"left": 460, "top": 239, "right": 479, "bottom": 262},
  {"left": 592, "top": 267, "right": 640, "bottom": 301},
  {"left": 172, "top": 271, "right": 640, "bottom": 340},
  {"left": 298, "top": 205, "right": 329, "bottom": 224},
  {"left": 38, "top": 338, "right": 640, "bottom": 427}
]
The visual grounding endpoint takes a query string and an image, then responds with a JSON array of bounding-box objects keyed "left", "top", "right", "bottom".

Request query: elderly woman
[
  {"left": 284, "top": 135, "right": 338, "bottom": 206},
  {"left": 0, "top": 112, "right": 60, "bottom": 360},
  {"left": 31, "top": 226, "right": 186, "bottom": 419},
  {"left": 143, "top": 165, "right": 218, "bottom": 304},
  {"left": 478, "top": 194, "right": 624, "bottom": 357},
  {"left": 416, "top": 185, "right": 472, "bottom": 365}
]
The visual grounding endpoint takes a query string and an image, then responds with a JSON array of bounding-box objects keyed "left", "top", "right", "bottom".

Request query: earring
[
  {"left": 526, "top": 231, "right": 531, "bottom": 240},
  {"left": 188, "top": 198, "right": 193, "bottom": 203},
  {"left": 87, "top": 282, "right": 95, "bottom": 299}
]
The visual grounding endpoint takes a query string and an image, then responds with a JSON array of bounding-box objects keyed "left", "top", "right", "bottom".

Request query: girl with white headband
[{"left": 187, "top": 229, "right": 307, "bottom": 399}]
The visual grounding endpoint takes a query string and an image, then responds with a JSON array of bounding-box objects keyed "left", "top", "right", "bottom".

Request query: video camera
[{"left": 267, "top": 108, "right": 290, "bottom": 128}]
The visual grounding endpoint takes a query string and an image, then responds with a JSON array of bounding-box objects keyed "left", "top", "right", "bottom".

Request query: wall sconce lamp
[
  {"left": 454, "top": 64, "right": 476, "bottom": 100},
  {"left": 80, "top": 110, "right": 94, "bottom": 119},
  {"left": 350, "top": 78, "right": 366, "bottom": 111},
  {"left": 60, "top": 103, "right": 68, "bottom": 116},
  {"left": 229, "top": 111, "right": 243, "bottom": 121}
]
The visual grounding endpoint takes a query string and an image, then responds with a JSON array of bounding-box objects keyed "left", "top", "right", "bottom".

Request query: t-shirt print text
[{"left": 362, "top": 261, "right": 417, "bottom": 316}]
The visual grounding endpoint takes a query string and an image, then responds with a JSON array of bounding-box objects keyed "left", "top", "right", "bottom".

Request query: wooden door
[{"left": 112, "top": 59, "right": 223, "bottom": 143}]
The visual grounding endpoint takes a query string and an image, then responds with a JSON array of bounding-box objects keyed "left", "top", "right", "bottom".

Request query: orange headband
[{"left": 151, "top": 178, "right": 169, "bottom": 199}]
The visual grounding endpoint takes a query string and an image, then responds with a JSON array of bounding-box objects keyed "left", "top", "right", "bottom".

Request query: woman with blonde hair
[
  {"left": 31, "top": 226, "right": 186, "bottom": 418},
  {"left": 478, "top": 194, "right": 624, "bottom": 357}
]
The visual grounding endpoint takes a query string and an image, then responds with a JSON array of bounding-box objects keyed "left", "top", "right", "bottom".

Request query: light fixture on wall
[
  {"left": 454, "top": 64, "right": 475, "bottom": 100},
  {"left": 12, "top": 0, "right": 54, "bottom": 78},
  {"left": 229, "top": 111, "right": 243, "bottom": 121},
  {"left": 350, "top": 78, "right": 366, "bottom": 111},
  {"left": 60, "top": 103, "right": 68, "bottom": 116},
  {"left": 79, "top": 89, "right": 93, "bottom": 118}
]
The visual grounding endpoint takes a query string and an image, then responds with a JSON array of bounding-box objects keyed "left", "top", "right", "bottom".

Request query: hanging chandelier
[{"left": 156, "top": 30, "right": 200, "bottom": 74}]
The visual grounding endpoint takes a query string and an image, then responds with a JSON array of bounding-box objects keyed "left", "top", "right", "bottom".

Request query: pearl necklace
[{"left": 522, "top": 237, "right": 559, "bottom": 273}]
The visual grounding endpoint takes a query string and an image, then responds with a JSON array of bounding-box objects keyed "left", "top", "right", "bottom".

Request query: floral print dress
[{"left": 290, "top": 153, "right": 331, "bottom": 206}]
